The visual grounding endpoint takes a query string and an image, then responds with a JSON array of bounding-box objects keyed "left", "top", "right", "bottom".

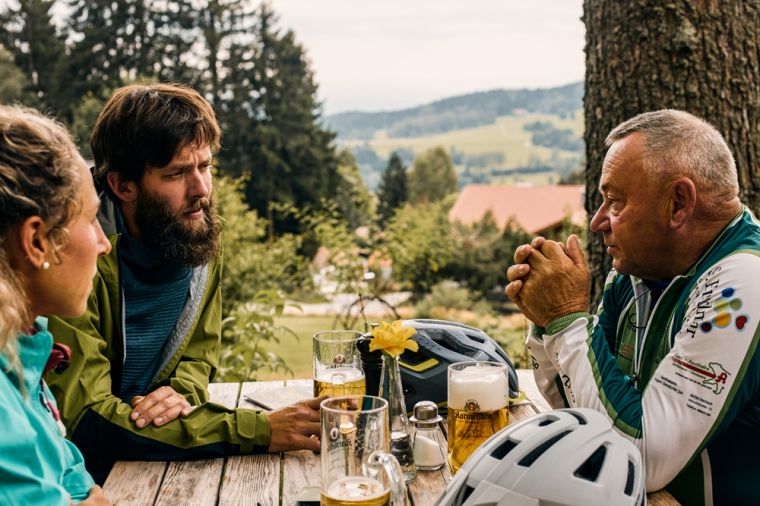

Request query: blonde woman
[{"left": 0, "top": 106, "right": 111, "bottom": 505}]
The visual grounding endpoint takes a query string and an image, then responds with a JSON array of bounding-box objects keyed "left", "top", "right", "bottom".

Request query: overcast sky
[{"left": 269, "top": 0, "right": 585, "bottom": 114}]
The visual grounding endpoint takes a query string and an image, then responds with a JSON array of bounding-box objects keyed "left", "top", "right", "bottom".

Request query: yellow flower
[{"left": 369, "top": 320, "right": 419, "bottom": 358}]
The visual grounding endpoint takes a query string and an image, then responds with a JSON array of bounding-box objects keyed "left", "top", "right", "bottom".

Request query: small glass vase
[{"left": 378, "top": 351, "right": 417, "bottom": 482}]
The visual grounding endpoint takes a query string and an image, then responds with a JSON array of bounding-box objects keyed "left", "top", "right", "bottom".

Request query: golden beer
[
  {"left": 314, "top": 368, "right": 366, "bottom": 397},
  {"left": 447, "top": 407, "right": 509, "bottom": 473},
  {"left": 321, "top": 476, "right": 390, "bottom": 506},
  {"left": 447, "top": 362, "right": 510, "bottom": 473}
]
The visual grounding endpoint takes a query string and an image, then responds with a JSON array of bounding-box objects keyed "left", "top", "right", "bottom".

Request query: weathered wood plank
[
  {"left": 218, "top": 454, "right": 281, "bottom": 506},
  {"left": 282, "top": 449, "right": 321, "bottom": 506},
  {"left": 266, "top": 378, "right": 317, "bottom": 505},
  {"left": 103, "top": 461, "right": 166, "bottom": 505},
  {"left": 510, "top": 402, "right": 539, "bottom": 423},
  {"left": 217, "top": 381, "right": 287, "bottom": 506},
  {"left": 516, "top": 368, "right": 552, "bottom": 413},
  {"left": 208, "top": 381, "right": 242, "bottom": 409},
  {"left": 153, "top": 383, "right": 241, "bottom": 506},
  {"left": 649, "top": 490, "right": 682, "bottom": 505},
  {"left": 153, "top": 459, "right": 225, "bottom": 506},
  {"left": 408, "top": 468, "right": 447, "bottom": 506}
]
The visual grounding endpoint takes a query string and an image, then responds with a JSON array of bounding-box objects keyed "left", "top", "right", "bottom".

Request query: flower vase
[{"left": 378, "top": 351, "right": 417, "bottom": 482}]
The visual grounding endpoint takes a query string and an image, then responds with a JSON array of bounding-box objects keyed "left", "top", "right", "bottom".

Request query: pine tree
[
  {"left": 216, "top": 4, "right": 340, "bottom": 238},
  {"left": 65, "top": 0, "right": 139, "bottom": 105},
  {"left": 64, "top": 0, "right": 193, "bottom": 107},
  {"left": 149, "top": 0, "right": 202, "bottom": 86},
  {"left": 196, "top": 0, "right": 253, "bottom": 105},
  {"left": 376, "top": 152, "right": 408, "bottom": 226}
]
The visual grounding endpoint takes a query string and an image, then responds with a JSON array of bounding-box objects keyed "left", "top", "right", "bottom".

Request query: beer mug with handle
[
  {"left": 447, "top": 361, "right": 510, "bottom": 474},
  {"left": 314, "top": 330, "right": 366, "bottom": 397},
  {"left": 321, "top": 396, "right": 407, "bottom": 506}
]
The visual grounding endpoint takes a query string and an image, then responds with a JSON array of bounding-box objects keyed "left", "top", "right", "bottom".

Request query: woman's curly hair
[{"left": 0, "top": 105, "right": 82, "bottom": 377}]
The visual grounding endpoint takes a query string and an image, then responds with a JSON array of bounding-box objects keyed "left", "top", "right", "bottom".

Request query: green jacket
[{"left": 46, "top": 200, "right": 270, "bottom": 482}]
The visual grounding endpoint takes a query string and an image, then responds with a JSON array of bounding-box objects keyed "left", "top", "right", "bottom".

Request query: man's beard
[{"left": 134, "top": 191, "right": 220, "bottom": 267}]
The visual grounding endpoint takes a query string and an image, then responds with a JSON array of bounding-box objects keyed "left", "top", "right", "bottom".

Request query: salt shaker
[{"left": 410, "top": 401, "right": 446, "bottom": 471}]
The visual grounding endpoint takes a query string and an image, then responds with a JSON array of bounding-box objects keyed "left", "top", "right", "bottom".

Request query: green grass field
[
  {"left": 343, "top": 112, "right": 583, "bottom": 176},
  {"left": 255, "top": 315, "right": 364, "bottom": 380}
]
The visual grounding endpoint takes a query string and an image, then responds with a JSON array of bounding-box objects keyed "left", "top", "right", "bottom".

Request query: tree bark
[{"left": 583, "top": 0, "right": 760, "bottom": 306}]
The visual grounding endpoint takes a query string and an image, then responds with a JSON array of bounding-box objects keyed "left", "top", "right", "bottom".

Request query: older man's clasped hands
[{"left": 506, "top": 234, "right": 591, "bottom": 328}]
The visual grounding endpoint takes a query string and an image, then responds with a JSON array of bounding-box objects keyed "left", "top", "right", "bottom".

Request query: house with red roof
[{"left": 448, "top": 184, "right": 587, "bottom": 235}]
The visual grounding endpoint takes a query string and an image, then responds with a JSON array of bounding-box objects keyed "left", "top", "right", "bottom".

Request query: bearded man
[{"left": 46, "top": 84, "right": 321, "bottom": 483}]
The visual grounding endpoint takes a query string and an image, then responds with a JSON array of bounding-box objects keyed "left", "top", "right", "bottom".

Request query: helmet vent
[
  {"left": 537, "top": 418, "right": 555, "bottom": 427},
  {"left": 568, "top": 411, "right": 588, "bottom": 425},
  {"left": 461, "top": 485, "right": 475, "bottom": 503},
  {"left": 625, "top": 460, "right": 636, "bottom": 496},
  {"left": 573, "top": 444, "right": 607, "bottom": 482},
  {"left": 490, "top": 439, "right": 518, "bottom": 460},
  {"left": 517, "top": 430, "right": 571, "bottom": 467}
]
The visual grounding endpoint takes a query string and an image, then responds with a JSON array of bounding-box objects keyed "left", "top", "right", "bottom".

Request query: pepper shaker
[{"left": 410, "top": 401, "right": 446, "bottom": 471}]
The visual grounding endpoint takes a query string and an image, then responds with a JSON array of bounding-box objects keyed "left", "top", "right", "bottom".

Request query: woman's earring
[{"left": 42, "top": 261, "right": 50, "bottom": 270}]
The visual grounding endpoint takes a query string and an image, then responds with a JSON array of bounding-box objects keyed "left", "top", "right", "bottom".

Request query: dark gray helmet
[{"left": 363, "top": 319, "right": 520, "bottom": 413}]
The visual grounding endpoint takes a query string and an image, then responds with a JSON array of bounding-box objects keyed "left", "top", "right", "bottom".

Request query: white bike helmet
[{"left": 435, "top": 408, "right": 646, "bottom": 506}]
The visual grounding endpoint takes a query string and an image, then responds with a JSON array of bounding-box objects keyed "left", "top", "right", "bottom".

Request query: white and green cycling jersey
[{"left": 529, "top": 208, "right": 760, "bottom": 506}]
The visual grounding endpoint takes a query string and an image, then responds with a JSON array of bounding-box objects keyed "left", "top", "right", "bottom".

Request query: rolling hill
[{"left": 324, "top": 82, "right": 585, "bottom": 190}]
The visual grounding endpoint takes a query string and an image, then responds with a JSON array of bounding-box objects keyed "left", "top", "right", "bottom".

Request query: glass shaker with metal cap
[{"left": 410, "top": 401, "right": 446, "bottom": 471}]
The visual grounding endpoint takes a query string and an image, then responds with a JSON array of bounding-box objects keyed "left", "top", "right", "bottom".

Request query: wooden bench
[{"left": 103, "top": 370, "right": 679, "bottom": 505}]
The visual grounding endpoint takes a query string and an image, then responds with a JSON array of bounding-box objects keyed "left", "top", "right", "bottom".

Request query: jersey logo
[
  {"left": 672, "top": 356, "right": 729, "bottom": 395},
  {"left": 699, "top": 287, "right": 749, "bottom": 333}
]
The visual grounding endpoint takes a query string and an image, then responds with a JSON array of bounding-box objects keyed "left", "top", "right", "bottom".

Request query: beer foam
[
  {"left": 448, "top": 366, "right": 508, "bottom": 410},
  {"left": 316, "top": 367, "right": 365, "bottom": 384},
  {"left": 324, "top": 476, "right": 388, "bottom": 501}
]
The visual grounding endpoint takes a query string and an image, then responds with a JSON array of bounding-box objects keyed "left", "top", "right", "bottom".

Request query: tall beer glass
[
  {"left": 320, "top": 396, "right": 406, "bottom": 506},
  {"left": 313, "top": 330, "right": 366, "bottom": 397},
  {"left": 447, "top": 361, "right": 509, "bottom": 474}
]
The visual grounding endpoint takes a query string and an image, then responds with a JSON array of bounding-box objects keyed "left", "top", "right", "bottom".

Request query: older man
[{"left": 507, "top": 110, "right": 760, "bottom": 505}]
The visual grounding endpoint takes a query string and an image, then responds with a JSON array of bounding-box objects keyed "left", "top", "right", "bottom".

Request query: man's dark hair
[{"left": 91, "top": 83, "right": 221, "bottom": 191}]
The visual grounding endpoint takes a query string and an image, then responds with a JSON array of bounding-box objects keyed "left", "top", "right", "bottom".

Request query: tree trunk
[{"left": 583, "top": 0, "right": 760, "bottom": 306}]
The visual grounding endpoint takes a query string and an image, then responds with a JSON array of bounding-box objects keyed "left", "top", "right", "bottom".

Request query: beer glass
[
  {"left": 320, "top": 396, "right": 406, "bottom": 506},
  {"left": 313, "top": 330, "right": 366, "bottom": 397},
  {"left": 447, "top": 361, "right": 509, "bottom": 473}
]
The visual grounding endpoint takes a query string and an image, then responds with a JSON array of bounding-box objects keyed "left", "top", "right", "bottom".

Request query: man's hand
[
  {"left": 75, "top": 485, "right": 111, "bottom": 505},
  {"left": 507, "top": 235, "right": 590, "bottom": 327},
  {"left": 130, "top": 386, "right": 194, "bottom": 428},
  {"left": 505, "top": 237, "right": 549, "bottom": 323},
  {"left": 266, "top": 396, "right": 325, "bottom": 453}
]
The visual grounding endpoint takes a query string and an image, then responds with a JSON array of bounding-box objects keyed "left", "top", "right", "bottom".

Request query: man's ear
[
  {"left": 16, "top": 216, "right": 51, "bottom": 270},
  {"left": 669, "top": 177, "right": 697, "bottom": 229},
  {"left": 106, "top": 171, "right": 138, "bottom": 203}
]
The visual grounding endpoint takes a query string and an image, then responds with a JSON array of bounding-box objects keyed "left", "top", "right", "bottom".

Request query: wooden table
[{"left": 103, "top": 370, "right": 679, "bottom": 505}]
